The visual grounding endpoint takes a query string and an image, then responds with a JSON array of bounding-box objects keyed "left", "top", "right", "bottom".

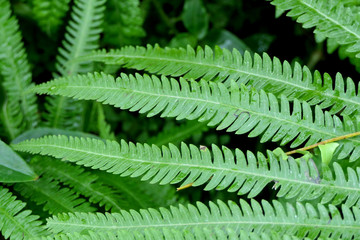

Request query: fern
[
  {"left": 31, "top": 156, "right": 126, "bottom": 212},
  {"left": 103, "top": 0, "right": 145, "bottom": 47},
  {"left": 32, "top": 72, "right": 360, "bottom": 161},
  {"left": 43, "top": 0, "right": 106, "bottom": 129},
  {"left": 13, "top": 174, "right": 95, "bottom": 214},
  {"left": 32, "top": 0, "right": 71, "bottom": 35},
  {"left": 147, "top": 120, "right": 209, "bottom": 146},
  {"left": 0, "top": 186, "right": 45, "bottom": 239},
  {"left": 0, "top": 0, "right": 38, "bottom": 136},
  {"left": 269, "top": 0, "right": 360, "bottom": 58},
  {"left": 12, "top": 135, "right": 360, "bottom": 207},
  {"left": 45, "top": 199, "right": 360, "bottom": 239},
  {"left": 77, "top": 45, "right": 360, "bottom": 116}
]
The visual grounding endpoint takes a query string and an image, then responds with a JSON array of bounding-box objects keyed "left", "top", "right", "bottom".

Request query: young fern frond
[
  {"left": 0, "top": 186, "right": 45, "bottom": 239},
  {"left": 147, "top": 120, "right": 209, "bottom": 146},
  {"left": 269, "top": 0, "right": 360, "bottom": 58},
  {"left": 14, "top": 174, "right": 95, "bottom": 214},
  {"left": 31, "top": 156, "right": 124, "bottom": 212},
  {"left": 44, "top": 0, "right": 106, "bottom": 129},
  {"left": 77, "top": 45, "right": 360, "bottom": 116},
  {"left": 32, "top": 0, "right": 71, "bottom": 35},
  {"left": 0, "top": 0, "right": 39, "bottom": 135},
  {"left": 45, "top": 199, "right": 360, "bottom": 239},
  {"left": 12, "top": 135, "right": 360, "bottom": 207},
  {"left": 32, "top": 72, "right": 360, "bottom": 161}
]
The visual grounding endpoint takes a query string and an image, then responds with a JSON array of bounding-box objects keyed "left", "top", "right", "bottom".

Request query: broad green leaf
[
  {"left": 182, "top": 0, "right": 209, "bottom": 39},
  {"left": 0, "top": 139, "right": 37, "bottom": 182},
  {"left": 319, "top": 143, "right": 339, "bottom": 165}
]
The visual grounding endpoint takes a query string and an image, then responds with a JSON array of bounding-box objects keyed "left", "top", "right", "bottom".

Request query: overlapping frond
[
  {"left": 147, "top": 120, "right": 209, "bottom": 146},
  {"left": 77, "top": 45, "right": 360, "bottom": 116},
  {"left": 95, "top": 171, "right": 178, "bottom": 210},
  {"left": 31, "top": 156, "right": 124, "bottom": 212},
  {"left": 32, "top": 0, "right": 71, "bottom": 35},
  {"left": 14, "top": 174, "right": 95, "bottom": 214},
  {"left": 32, "top": 72, "right": 360, "bottom": 161},
  {"left": 12, "top": 135, "right": 360, "bottom": 207},
  {"left": 269, "top": 0, "right": 360, "bottom": 58},
  {"left": 0, "top": 186, "right": 45, "bottom": 239},
  {"left": 44, "top": 0, "right": 106, "bottom": 129},
  {"left": 45, "top": 199, "right": 360, "bottom": 239},
  {"left": 103, "top": 0, "right": 145, "bottom": 47},
  {"left": 0, "top": 0, "right": 39, "bottom": 136}
]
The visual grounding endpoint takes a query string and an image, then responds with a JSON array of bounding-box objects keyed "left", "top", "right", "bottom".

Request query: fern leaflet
[
  {"left": 0, "top": 0, "right": 39, "bottom": 135},
  {"left": 14, "top": 174, "right": 95, "bottom": 214},
  {"left": 0, "top": 186, "right": 45, "bottom": 239}
]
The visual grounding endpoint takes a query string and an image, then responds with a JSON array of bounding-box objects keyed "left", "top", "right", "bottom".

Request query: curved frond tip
[
  {"left": 32, "top": 72, "right": 360, "bottom": 161},
  {"left": 12, "top": 135, "right": 360, "bottom": 207}
]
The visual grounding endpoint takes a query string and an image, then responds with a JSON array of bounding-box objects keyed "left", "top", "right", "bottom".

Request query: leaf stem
[{"left": 286, "top": 131, "right": 360, "bottom": 155}]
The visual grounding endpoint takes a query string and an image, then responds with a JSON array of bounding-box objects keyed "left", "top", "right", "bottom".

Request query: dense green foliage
[{"left": 1, "top": 0, "right": 360, "bottom": 239}]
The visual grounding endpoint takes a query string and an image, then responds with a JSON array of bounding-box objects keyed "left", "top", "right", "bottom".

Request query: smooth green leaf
[{"left": 0, "top": 139, "right": 37, "bottom": 182}]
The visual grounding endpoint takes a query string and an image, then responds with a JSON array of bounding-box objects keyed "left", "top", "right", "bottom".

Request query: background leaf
[{"left": 0, "top": 139, "right": 37, "bottom": 182}]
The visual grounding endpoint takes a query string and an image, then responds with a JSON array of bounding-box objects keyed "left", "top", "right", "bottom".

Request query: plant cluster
[{"left": 1, "top": 0, "right": 360, "bottom": 239}]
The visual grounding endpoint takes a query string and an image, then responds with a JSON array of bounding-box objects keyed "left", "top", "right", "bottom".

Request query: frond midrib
[
  {"left": 47, "top": 218, "right": 360, "bottom": 231},
  {"left": 0, "top": 204, "right": 33, "bottom": 238}
]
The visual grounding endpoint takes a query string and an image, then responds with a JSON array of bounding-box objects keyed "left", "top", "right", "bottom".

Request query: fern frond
[
  {"left": 103, "top": 0, "right": 145, "bottom": 47},
  {"left": 269, "top": 0, "right": 360, "bottom": 58},
  {"left": 40, "top": 229, "right": 328, "bottom": 240},
  {"left": 77, "top": 45, "right": 360, "bottom": 116},
  {"left": 147, "top": 120, "right": 208, "bottom": 146},
  {"left": 95, "top": 171, "right": 178, "bottom": 210},
  {"left": 14, "top": 174, "right": 95, "bottom": 214},
  {"left": 32, "top": 0, "right": 71, "bottom": 35},
  {"left": 31, "top": 156, "right": 126, "bottom": 212},
  {"left": 0, "top": 0, "right": 39, "bottom": 134},
  {"left": 32, "top": 72, "right": 360, "bottom": 161},
  {"left": 0, "top": 186, "right": 45, "bottom": 239},
  {"left": 95, "top": 102, "right": 116, "bottom": 140},
  {"left": 46, "top": 199, "right": 360, "bottom": 239},
  {"left": 0, "top": 99, "right": 23, "bottom": 140},
  {"left": 44, "top": 0, "right": 106, "bottom": 129},
  {"left": 12, "top": 135, "right": 360, "bottom": 207}
]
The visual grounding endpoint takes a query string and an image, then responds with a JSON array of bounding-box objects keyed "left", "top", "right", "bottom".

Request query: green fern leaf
[
  {"left": 103, "top": 0, "right": 145, "bottom": 47},
  {"left": 12, "top": 135, "right": 360, "bottom": 207},
  {"left": 45, "top": 199, "right": 360, "bottom": 239},
  {"left": 147, "top": 120, "right": 209, "bottom": 146},
  {"left": 14, "top": 174, "right": 95, "bottom": 214},
  {"left": 269, "top": 0, "right": 360, "bottom": 58},
  {"left": 0, "top": 186, "right": 45, "bottom": 239},
  {"left": 32, "top": 0, "right": 71, "bottom": 35},
  {"left": 94, "top": 171, "right": 179, "bottom": 210},
  {"left": 31, "top": 156, "right": 126, "bottom": 212},
  {"left": 77, "top": 45, "right": 360, "bottom": 116},
  {"left": 0, "top": 100, "right": 23, "bottom": 140},
  {"left": 32, "top": 72, "right": 360, "bottom": 161},
  {"left": 44, "top": 0, "right": 106, "bottom": 129},
  {"left": 0, "top": 0, "right": 39, "bottom": 135}
]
